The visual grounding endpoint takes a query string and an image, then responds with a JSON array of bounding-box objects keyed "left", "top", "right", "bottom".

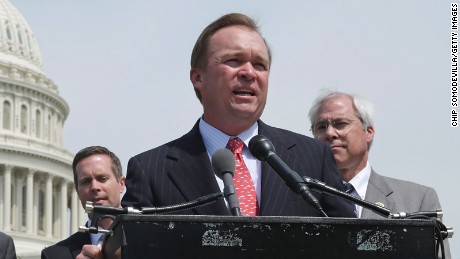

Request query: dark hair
[
  {"left": 190, "top": 13, "right": 272, "bottom": 101},
  {"left": 72, "top": 146, "right": 123, "bottom": 189}
]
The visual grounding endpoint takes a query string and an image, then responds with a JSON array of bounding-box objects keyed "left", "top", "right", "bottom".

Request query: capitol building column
[
  {"left": 3, "top": 165, "right": 12, "bottom": 231},
  {"left": 14, "top": 175, "right": 23, "bottom": 231},
  {"left": 71, "top": 186, "right": 79, "bottom": 233},
  {"left": 45, "top": 173, "right": 53, "bottom": 238},
  {"left": 33, "top": 178, "right": 40, "bottom": 235},
  {"left": 26, "top": 169, "right": 35, "bottom": 234},
  {"left": 59, "top": 179, "right": 68, "bottom": 239}
]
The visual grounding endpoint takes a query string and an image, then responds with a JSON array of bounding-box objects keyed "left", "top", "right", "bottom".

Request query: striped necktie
[{"left": 344, "top": 182, "right": 360, "bottom": 217}]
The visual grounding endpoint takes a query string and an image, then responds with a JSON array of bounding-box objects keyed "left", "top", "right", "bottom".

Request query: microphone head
[
  {"left": 211, "top": 148, "right": 236, "bottom": 179},
  {"left": 248, "top": 135, "right": 275, "bottom": 161}
]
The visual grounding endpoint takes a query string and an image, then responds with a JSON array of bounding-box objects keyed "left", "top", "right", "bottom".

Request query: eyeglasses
[{"left": 311, "top": 118, "right": 362, "bottom": 136}]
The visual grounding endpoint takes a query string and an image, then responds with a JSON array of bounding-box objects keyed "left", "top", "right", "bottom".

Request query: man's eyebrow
[
  {"left": 221, "top": 51, "right": 244, "bottom": 59},
  {"left": 78, "top": 176, "right": 90, "bottom": 183}
]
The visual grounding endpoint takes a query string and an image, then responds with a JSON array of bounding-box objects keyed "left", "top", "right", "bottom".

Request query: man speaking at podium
[{"left": 121, "top": 13, "right": 355, "bottom": 218}]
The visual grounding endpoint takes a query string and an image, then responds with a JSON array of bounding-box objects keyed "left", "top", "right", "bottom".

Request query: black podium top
[{"left": 103, "top": 215, "right": 436, "bottom": 259}]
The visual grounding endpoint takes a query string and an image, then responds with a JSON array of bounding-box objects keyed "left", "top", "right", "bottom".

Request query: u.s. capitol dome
[{"left": 0, "top": 0, "right": 82, "bottom": 258}]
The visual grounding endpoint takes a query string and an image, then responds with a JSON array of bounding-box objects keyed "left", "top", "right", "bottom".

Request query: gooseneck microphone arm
[
  {"left": 264, "top": 150, "right": 328, "bottom": 217},
  {"left": 80, "top": 191, "right": 224, "bottom": 233},
  {"left": 141, "top": 192, "right": 224, "bottom": 214},
  {"left": 302, "top": 176, "right": 391, "bottom": 218},
  {"left": 249, "top": 135, "right": 328, "bottom": 217}
]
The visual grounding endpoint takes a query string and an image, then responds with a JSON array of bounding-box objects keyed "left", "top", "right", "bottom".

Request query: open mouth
[{"left": 233, "top": 89, "right": 255, "bottom": 96}]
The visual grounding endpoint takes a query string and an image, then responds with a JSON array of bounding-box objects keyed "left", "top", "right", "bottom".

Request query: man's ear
[
  {"left": 366, "top": 126, "right": 375, "bottom": 144},
  {"left": 190, "top": 68, "right": 203, "bottom": 88},
  {"left": 119, "top": 176, "right": 126, "bottom": 193}
]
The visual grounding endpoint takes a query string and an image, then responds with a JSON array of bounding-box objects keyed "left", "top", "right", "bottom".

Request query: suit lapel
[
  {"left": 258, "top": 121, "right": 299, "bottom": 215},
  {"left": 166, "top": 121, "right": 229, "bottom": 215},
  {"left": 361, "top": 170, "right": 395, "bottom": 218}
]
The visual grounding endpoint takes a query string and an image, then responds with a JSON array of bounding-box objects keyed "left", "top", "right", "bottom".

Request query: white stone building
[{"left": 0, "top": 0, "right": 83, "bottom": 258}]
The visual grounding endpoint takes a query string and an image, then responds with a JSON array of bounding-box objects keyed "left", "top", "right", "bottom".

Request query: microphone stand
[
  {"left": 79, "top": 192, "right": 224, "bottom": 233},
  {"left": 223, "top": 182, "right": 241, "bottom": 216},
  {"left": 302, "top": 176, "right": 391, "bottom": 218}
]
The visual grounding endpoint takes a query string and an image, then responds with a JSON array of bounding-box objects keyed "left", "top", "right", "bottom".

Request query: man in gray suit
[
  {"left": 308, "top": 90, "right": 451, "bottom": 258},
  {"left": 0, "top": 231, "right": 16, "bottom": 259}
]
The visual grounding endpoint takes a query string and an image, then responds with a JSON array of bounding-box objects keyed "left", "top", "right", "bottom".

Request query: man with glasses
[{"left": 308, "top": 90, "right": 450, "bottom": 258}]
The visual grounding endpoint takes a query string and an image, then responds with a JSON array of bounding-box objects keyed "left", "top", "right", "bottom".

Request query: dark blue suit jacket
[
  {"left": 122, "top": 120, "right": 355, "bottom": 217},
  {"left": 0, "top": 232, "right": 16, "bottom": 259},
  {"left": 41, "top": 231, "right": 90, "bottom": 259}
]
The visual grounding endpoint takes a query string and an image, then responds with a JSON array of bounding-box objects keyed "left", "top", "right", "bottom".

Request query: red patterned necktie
[{"left": 226, "top": 137, "right": 259, "bottom": 216}]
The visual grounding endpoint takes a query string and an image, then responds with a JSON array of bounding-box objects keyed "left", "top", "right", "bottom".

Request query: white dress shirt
[
  {"left": 87, "top": 219, "right": 105, "bottom": 247},
  {"left": 199, "top": 117, "right": 261, "bottom": 208}
]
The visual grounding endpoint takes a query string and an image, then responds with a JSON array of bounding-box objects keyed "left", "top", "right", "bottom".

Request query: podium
[{"left": 103, "top": 215, "right": 437, "bottom": 259}]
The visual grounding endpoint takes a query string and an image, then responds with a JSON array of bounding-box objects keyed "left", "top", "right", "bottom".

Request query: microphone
[
  {"left": 211, "top": 148, "right": 242, "bottom": 216},
  {"left": 248, "top": 135, "right": 327, "bottom": 217}
]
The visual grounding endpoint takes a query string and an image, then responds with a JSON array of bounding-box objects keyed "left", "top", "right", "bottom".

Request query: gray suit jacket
[
  {"left": 361, "top": 170, "right": 451, "bottom": 258},
  {"left": 362, "top": 170, "right": 441, "bottom": 218},
  {"left": 0, "top": 232, "right": 16, "bottom": 259}
]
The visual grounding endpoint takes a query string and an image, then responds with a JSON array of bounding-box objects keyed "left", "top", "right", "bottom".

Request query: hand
[{"left": 76, "top": 244, "right": 103, "bottom": 259}]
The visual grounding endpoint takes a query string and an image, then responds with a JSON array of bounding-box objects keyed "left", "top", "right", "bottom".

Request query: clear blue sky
[{"left": 12, "top": 0, "right": 458, "bottom": 254}]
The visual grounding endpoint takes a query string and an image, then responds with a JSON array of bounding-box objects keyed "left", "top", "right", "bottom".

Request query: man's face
[
  {"left": 191, "top": 25, "right": 270, "bottom": 135},
  {"left": 312, "top": 95, "right": 374, "bottom": 173},
  {"left": 75, "top": 154, "right": 125, "bottom": 210}
]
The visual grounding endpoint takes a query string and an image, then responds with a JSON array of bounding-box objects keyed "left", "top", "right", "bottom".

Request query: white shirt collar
[{"left": 198, "top": 117, "right": 258, "bottom": 157}]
